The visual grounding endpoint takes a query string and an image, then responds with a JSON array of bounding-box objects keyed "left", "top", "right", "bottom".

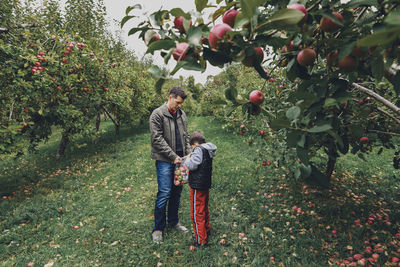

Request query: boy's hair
[
  {"left": 190, "top": 131, "right": 206, "bottom": 145},
  {"left": 169, "top": 86, "right": 187, "bottom": 99}
]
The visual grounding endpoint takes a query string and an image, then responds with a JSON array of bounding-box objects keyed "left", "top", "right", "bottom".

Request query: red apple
[
  {"left": 220, "top": 239, "right": 226, "bottom": 245},
  {"left": 242, "top": 47, "right": 264, "bottom": 67},
  {"left": 338, "top": 56, "right": 358, "bottom": 72},
  {"left": 62, "top": 59, "right": 68, "bottom": 64},
  {"left": 222, "top": 9, "right": 239, "bottom": 28},
  {"left": 73, "top": 225, "right": 79, "bottom": 229},
  {"left": 320, "top": 12, "right": 343, "bottom": 32},
  {"left": 189, "top": 245, "right": 196, "bottom": 251},
  {"left": 23, "top": 108, "right": 29, "bottom": 113},
  {"left": 99, "top": 58, "right": 104, "bottom": 62},
  {"left": 249, "top": 90, "right": 264, "bottom": 105},
  {"left": 208, "top": 23, "right": 232, "bottom": 49},
  {"left": 266, "top": 160, "right": 271, "bottom": 166},
  {"left": 262, "top": 161, "right": 267, "bottom": 166},
  {"left": 297, "top": 48, "right": 316, "bottom": 66},
  {"left": 240, "top": 124, "right": 245, "bottom": 129},
  {"left": 89, "top": 52, "right": 94, "bottom": 57},
  {"left": 260, "top": 130, "right": 265, "bottom": 136},
  {"left": 174, "top": 16, "right": 192, "bottom": 33},
  {"left": 360, "top": 137, "right": 369, "bottom": 144},
  {"left": 287, "top": 3, "right": 308, "bottom": 24},
  {"left": 173, "top": 43, "right": 190, "bottom": 61},
  {"left": 269, "top": 78, "right": 275, "bottom": 82},
  {"left": 326, "top": 50, "right": 338, "bottom": 66}
]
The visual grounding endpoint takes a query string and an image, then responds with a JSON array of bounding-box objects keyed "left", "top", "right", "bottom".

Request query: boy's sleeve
[{"left": 183, "top": 147, "right": 203, "bottom": 171}]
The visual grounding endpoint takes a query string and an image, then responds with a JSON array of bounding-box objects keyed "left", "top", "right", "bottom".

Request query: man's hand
[{"left": 174, "top": 157, "right": 182, "bottom": 164}]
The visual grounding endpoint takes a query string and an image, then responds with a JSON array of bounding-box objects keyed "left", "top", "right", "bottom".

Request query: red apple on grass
[
  {"left": 287, "top": 3, "right": 308, "bottom": 24},
  {"left": 173, "top": 43, "right": 190, "bottom": 61},
  {"left": 249, "top": 90, "right": 264, "bottom": 105},
  {"left": 208, "top": 23, "right": 232, "bottom": 49},
  {"left": 320, "top": 12, "right": 343, "bottom": 32},
  {"left": 242, "top": 47, "right": 264, "bottom": 67},
  {"left": 222, "top": 9, "right": 239, "bottom": 28},
  {"left": 360, "top": 137, "right": 369, "bottom": 144},
  {"left": 297, "top": 48, "right": 316, "bottom": 66}
]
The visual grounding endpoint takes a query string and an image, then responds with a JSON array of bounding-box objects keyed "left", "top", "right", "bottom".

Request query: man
[{"left": 149, "top": 86, "right": 191, "bottom": 243}]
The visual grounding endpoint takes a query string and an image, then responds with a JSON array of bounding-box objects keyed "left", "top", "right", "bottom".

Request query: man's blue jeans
[{"left": 153, "top": 160, "right": 183, "bottom": 232}]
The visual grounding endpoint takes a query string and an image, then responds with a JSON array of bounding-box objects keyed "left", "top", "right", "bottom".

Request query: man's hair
[
  {"left": 169, "top": 86, "right": 187, "bottom": 99},
  {"left": 190, "top": 130, "right": 206, "bottom": 145}
]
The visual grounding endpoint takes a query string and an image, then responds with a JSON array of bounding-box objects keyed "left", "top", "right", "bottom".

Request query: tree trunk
[
  {"left": 325, "top": 157, "right": 336, "bottom": 182},
  {"left": 56, "top": 133, "right": 69, "bottom": 159},
  {"left": 95, "top": 113, "right": 101, "bottom": 131},
  {"left": 115, "top": 123, "right": 120, "bottom": 135}
]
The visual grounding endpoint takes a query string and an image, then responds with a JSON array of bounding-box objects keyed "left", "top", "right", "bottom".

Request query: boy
[{"left": 183, "top": 131, "right": 217, "bottom": 246}]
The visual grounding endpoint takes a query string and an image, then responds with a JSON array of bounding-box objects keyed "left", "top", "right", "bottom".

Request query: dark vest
[
  {"left": 171, "top": 111, "right": 183, "bottom": 157},
  {"left": 189, "top": 146, "right": 213, "bottom": 190}
]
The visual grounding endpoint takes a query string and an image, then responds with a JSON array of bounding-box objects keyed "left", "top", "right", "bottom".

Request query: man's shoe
[
  {"left": 172, "top": 222, "right": 188, "bottom": 233},
  {"left": 152, "top": 230, "right": 163, "bottom": 244}
]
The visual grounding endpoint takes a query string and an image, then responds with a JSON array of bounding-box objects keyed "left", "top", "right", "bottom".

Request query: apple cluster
[
  {"left": 31, "top": 51, "right": 47, "bottom": 74},
  {"left": 174, "top": 165, "right": 188, "bottom": 186}
]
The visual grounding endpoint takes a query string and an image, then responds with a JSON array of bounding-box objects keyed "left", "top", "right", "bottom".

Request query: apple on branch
[
  {"left": 320, "top": 12, "right": 343, "bottom": 32},
  {"left": 222, "top": 9, "right": 239, "bottom": 28},
  {"left": 208, "top": 23, "right": 232, "bottom": 49},
  {"left": 249, "top": 90, "right": 264, "bottom": 105},
  {"left": 242, "top": 47, "right": 264, "bottom": 67}
]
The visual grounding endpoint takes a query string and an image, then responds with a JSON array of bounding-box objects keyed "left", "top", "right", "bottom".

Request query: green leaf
[
  {"left": 181, "top": 58, "right": 205, "bottom": 72},
  {"left": 187, "top": 27, "right": 203, "bottom": 46},
  {"left": 170, "top": 8, "right": 190, "bottom": 19},
  {"left": 121, "top": 16, "right": 135, "bottom": 29},
  {"left": 125, "top": 4, "right": 141, "bottom": 16},
  {"left": 327, "top": 130, "right": 344, "bottom": 149},
  {"left": 308, "top": 123, "right": 332, "bottom": 133},
  {"left": 213, "top": 99, "right": 228, "bottom": 105},
  {"left": 287, "top": 130, "right": 300, "bottom": 147},
  {"left": 300, "top": 164, "right": 312, "bottom": 178},
  {"left": 338, "top": 41, "right": 356, "bottom": 60},
  {"left": 385, "top": 9, "right": 400, "bottom": 26},
  {"left": 297, "top": 146, "right": 309, "bottom": 165},
  {"left": 323, "top": 98, "right": 337, "bottom": 108},
  {"left": 286, "top": 106, "right": 301, "bottom": 121},
  {"left": 225, "top": 87, "right": 238, "bottom": 101},
  {"left": 371, "top": 52, "right": 384, "bottom": 81},
  {"left": 346, "top": 0, "right": 377, "bottom": 7},
  {"left": 240, "top": 0, "right": 257, "bottom": 19},
  {"left": 358, "top": 26, "right": 400, "bottom": 47},
  {"left": 155, "top": 78, "right": 166, "bottom": 93},
  {"left": 298, "top": 134, "right": 306, "bottom": 148},
  {"left": 146, "top": 40, "right": 175, "bottom": 54},
  {"left": 128, "top": 27, "right": 148, "bottom": 36},
  {"left": 270, "top": 118, "right": 290, "bottom": 130},
  {"left": 148, "top": 66, "right": 162, "bottom": 78},
  {"left": 195, "top": 0, "right": 208, "bottom": 12},
  {"left": 170, "top": 61, "right": 187, "bottom": 76},
  {"left": 257, "top": 8, "right": 304, "bottom": 31}
]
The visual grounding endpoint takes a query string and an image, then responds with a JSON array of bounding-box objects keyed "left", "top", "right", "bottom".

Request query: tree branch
[
  {"left": 0, "top": 24, "right": 36, "bottom": 33},
  {"left": 101, "top": 106, "right": 119, "bottom": 127},
  {"left": 367, "top": 129, "right": 400, "bottom": 137},
  {"left": 352, "top": 82, "right": 400, "bottom": 116},
  {"left": 376, "top": 107, "right": 400, "bottom": 125},
  {"left": 307, "top": 0, "right": 322, "bottom": 12}
]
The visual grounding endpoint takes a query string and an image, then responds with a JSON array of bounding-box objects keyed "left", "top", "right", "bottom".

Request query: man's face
[{"left": 168, "top": 95, "right": 184, "bottom": 111}]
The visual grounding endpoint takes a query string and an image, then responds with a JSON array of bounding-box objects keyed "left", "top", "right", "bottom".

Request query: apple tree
[{"left": 123, "top": 0, "right": 400, "bottom": 186}]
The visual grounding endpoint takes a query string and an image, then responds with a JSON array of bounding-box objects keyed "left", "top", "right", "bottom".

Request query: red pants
[{"left": 190, "top": 188, "right": 210, "bottom": 245}]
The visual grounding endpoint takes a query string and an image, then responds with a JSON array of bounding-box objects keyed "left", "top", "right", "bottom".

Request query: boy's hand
[{"left": 174, "top": 157, "right": 182, "bottom": 164}]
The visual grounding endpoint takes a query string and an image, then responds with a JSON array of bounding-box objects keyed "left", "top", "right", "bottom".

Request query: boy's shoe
[
  {"left": 172, "top": 222, "right": 188, "bottom": 233},
  {"left": 152, "top": 230, "right": 163, "bottom": 244}
]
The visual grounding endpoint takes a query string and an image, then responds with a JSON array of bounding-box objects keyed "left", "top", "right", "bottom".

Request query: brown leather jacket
[{"left": 149, "top": 103, "right": 191, "bottom": 162}]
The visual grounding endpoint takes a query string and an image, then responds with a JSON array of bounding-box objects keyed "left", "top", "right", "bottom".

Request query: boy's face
[{"left": 191, "top": 142, "right": 199, "bottom": 149}]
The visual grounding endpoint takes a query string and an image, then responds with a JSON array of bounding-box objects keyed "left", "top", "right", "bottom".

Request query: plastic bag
[{"left": 174, "top": 158, "right": 189, "bottom": 186}]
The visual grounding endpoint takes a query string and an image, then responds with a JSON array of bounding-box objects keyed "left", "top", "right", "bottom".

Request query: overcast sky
[{"left": 104, "top": 0, "right": 222, "bottom": 84}]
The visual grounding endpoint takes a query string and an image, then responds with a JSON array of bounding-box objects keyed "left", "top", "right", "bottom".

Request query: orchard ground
[{"left": 0, "top": 117, "right": 399, "bottom": 266}]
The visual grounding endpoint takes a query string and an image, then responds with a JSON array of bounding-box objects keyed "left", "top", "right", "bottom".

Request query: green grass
[{"left": 1, "top": 117, "right": 399, "bottom": 266}]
